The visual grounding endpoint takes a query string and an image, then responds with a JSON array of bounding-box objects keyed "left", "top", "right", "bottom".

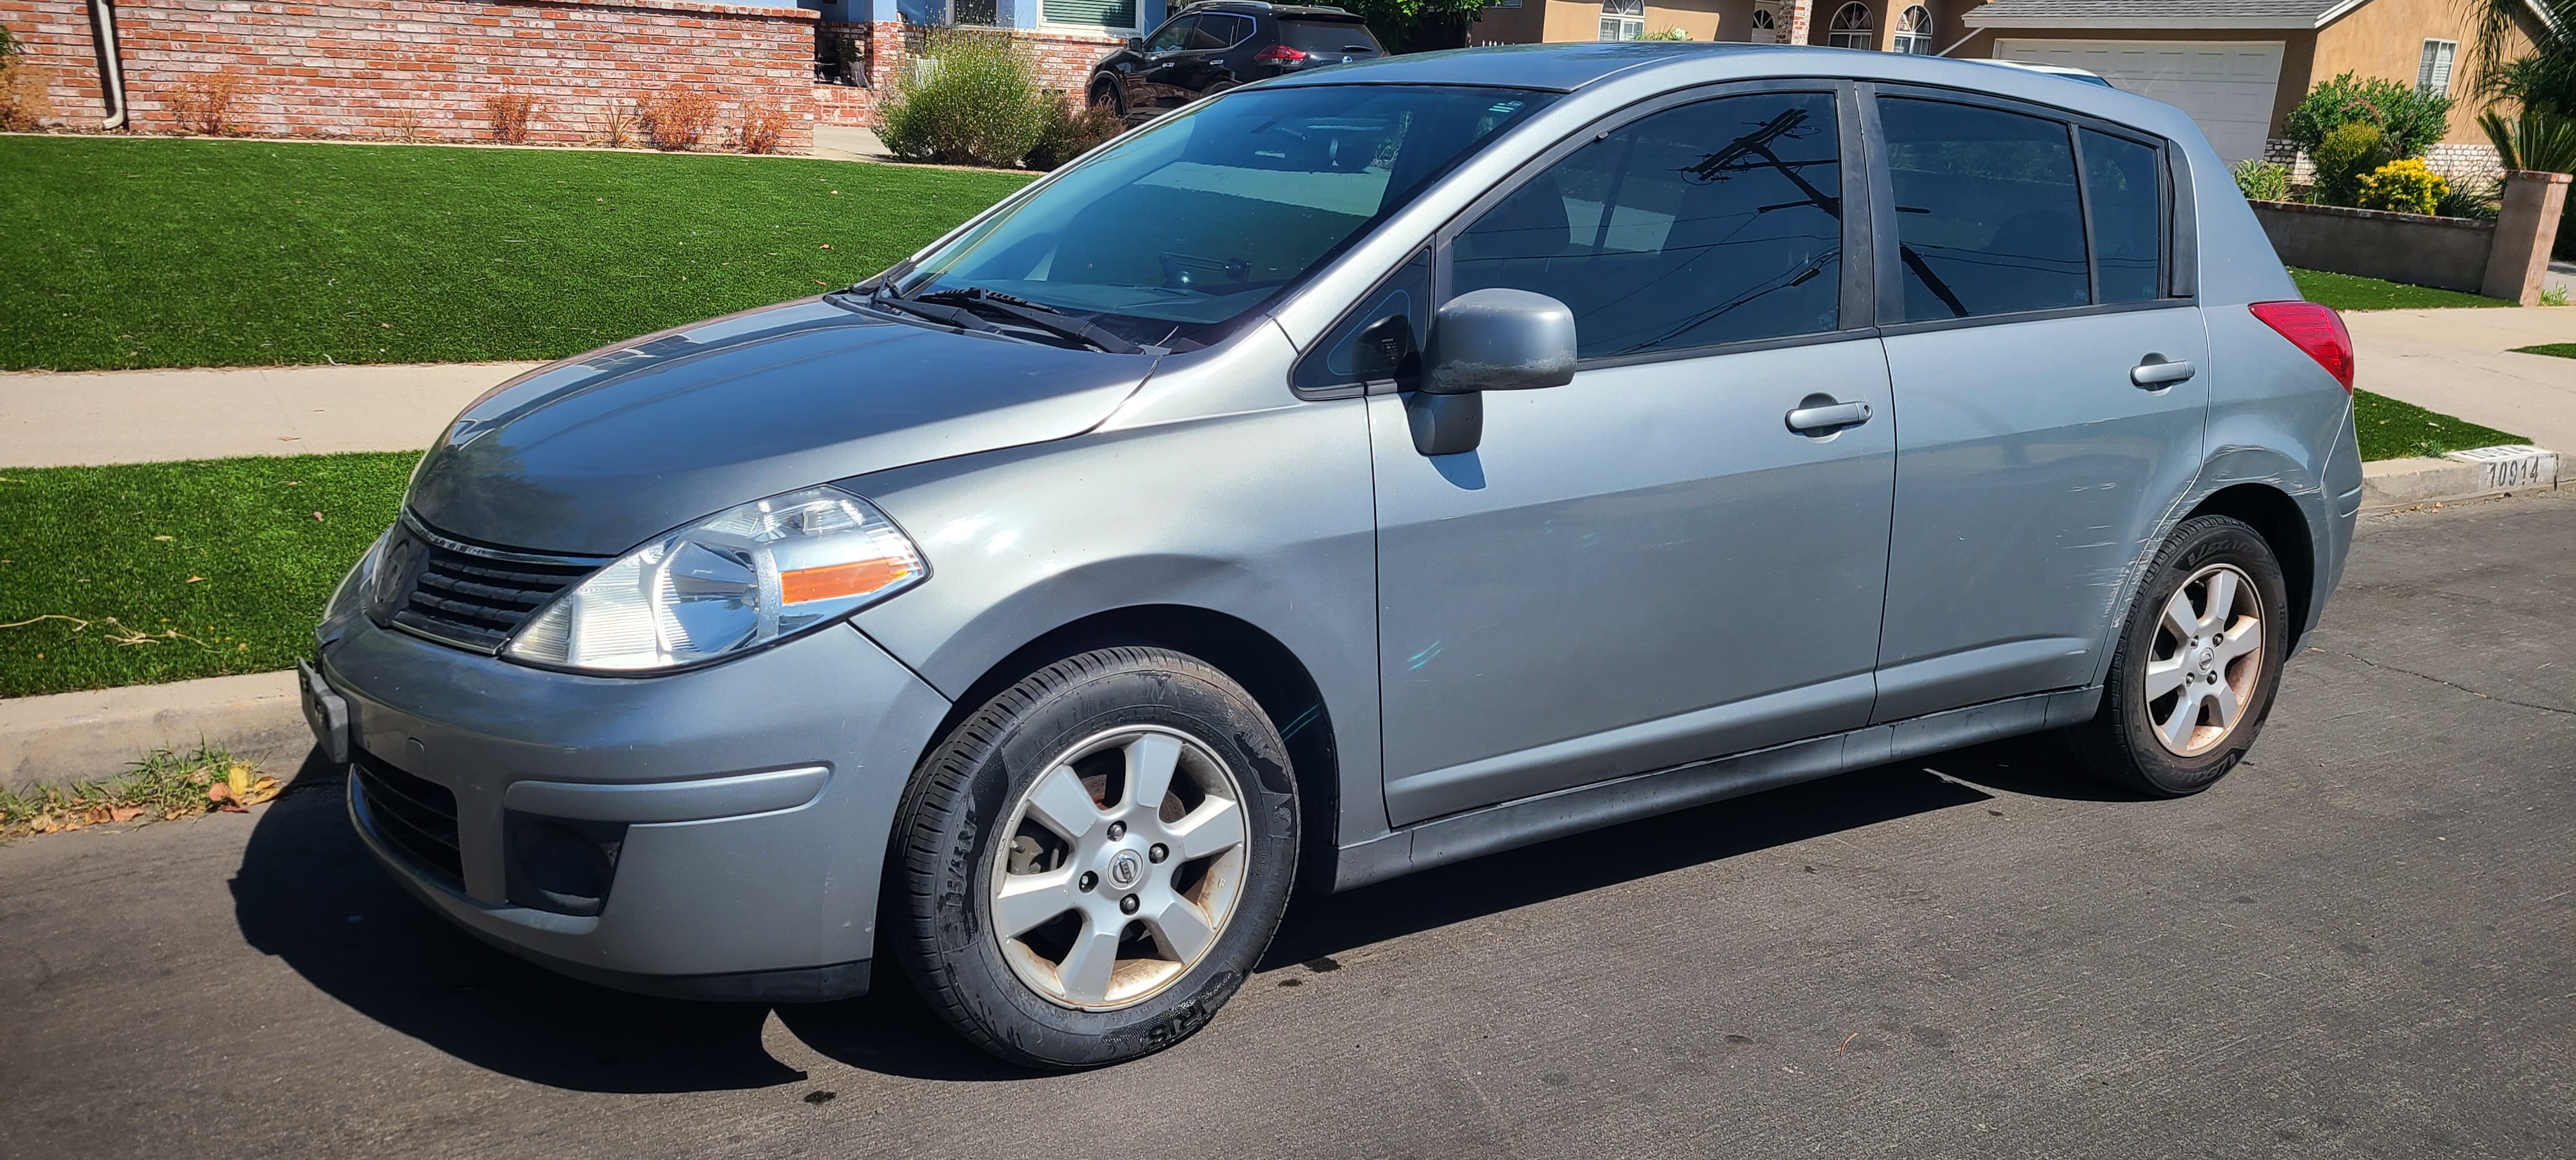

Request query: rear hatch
[{"left": 1278, "top": 17, "right": 1383, "bottom": 65}]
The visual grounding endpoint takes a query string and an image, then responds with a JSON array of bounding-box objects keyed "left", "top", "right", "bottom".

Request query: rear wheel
[
  {"left": 2067, "top": 515, "right": 2290, "bottom": 797},
  {"left": 891, "top": 647, "right": 1297, "bottom": 1068}
]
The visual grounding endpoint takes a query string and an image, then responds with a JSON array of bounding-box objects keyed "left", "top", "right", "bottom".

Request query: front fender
[{"left": 841, "top": 398, "right": 1388, "bottom": 842}]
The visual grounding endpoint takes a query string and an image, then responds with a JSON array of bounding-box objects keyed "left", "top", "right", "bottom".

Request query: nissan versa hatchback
[{"left": 305, "top": 43, "right": 2363, "bottom": 1069}]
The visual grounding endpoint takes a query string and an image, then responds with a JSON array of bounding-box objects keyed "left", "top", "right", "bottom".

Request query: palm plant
[
  {"left": 2480, "top": 106, "right": 2576, "bottom": 172},
  {"left": 2467, "top": 0, "right": 2576, "bottom": 116}
]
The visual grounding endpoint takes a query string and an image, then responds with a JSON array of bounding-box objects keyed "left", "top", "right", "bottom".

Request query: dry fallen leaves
[
  {"left": 311, "top": 512, "right": 325, "bottom": 523},
  {"left": 206, "top": 763, "right": 281, "bottom": 813}
]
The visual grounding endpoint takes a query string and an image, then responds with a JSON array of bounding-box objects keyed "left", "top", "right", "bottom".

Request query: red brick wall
[{"left": 2, "top": 0, "right": 821, "bottom": 151}]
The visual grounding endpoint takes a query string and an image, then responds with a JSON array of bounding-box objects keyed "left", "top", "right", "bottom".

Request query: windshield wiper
[
  {"left": 860, "top": 285, "right": 1008, "bottom": 335},
  {"left": 916, "top": 288, "right": 1145, "bottom": 355}
]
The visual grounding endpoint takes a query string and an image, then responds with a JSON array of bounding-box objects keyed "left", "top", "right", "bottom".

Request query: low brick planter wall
[
  {"left": 2250, "top": 200, "right": 2496, "bottom": 293},
  {"left": 3, "top": 0, "right": 821, "bottom": 151},
  {"left": 811, "top": 19, "right": 1117, "bottom": 130}
]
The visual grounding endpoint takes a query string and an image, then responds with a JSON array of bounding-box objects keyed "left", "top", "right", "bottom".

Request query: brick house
[{"left": 1468, "top": 0, "right": 2549, "bottom": 174}]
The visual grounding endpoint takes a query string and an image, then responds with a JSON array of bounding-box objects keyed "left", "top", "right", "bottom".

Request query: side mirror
[
  {"left": 1406, "top": 289, "right": 1576, "bottom": 457},
  {"left": 1127, "top": 36, "right": 1146, "bottom": 51}
]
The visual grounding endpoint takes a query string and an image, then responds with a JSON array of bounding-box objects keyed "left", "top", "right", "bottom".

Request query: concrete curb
[
  {"left": 2361, "top": 445, "right": 2562, "bottom": 512},
  {"left": 2, "top": 671, "right": 309, "bottom": 791}
]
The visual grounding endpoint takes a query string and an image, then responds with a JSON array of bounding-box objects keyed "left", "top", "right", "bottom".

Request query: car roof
[
  {"left": 1183, "top": 1, "right": 1363, "bottom": 17},
  {"left": 1280, "top": 42, "right": 1780, "bottom": 92}
]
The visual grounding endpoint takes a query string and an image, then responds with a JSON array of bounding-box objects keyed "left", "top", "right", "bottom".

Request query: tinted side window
[
  {"left": 1296, "top": 249, "right": 1430, "bottom": 389},
  {"left": 1452, "top": 91, "right": 1843, "bottom": 359},
  {"left": 2082, "top": 128, "right": 2163, "bottom": 303},
  {"left": 1879, "top": 97, "right": 2087, "bottom": 320},
  {"left": 1195, "top": 14, "right": 1252, "bottom": 47},
  {"left": 1281, "top": 20, "right": 1381, "bottom": 53},
  {"left": 1146, "top": 16, "right": 1198, "bottom": 51}
]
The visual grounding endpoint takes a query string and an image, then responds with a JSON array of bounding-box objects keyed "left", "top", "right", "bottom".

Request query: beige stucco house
[{"left": 1468, "top": 0, "right": 2547, "bottom": 171}]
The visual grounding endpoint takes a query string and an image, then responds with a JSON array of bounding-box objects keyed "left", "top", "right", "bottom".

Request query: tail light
[
  {"left": 1254, "top": 44, "right": 1310, "bottom": 63},
  {"left": 2248, "top": 300, "right": 2355, "bottom": 392}
]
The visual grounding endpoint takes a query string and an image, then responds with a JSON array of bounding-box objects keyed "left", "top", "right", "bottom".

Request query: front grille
[
  {"left": 353, "top": 747, "right": 464, "bottom": 886},
  {"left": 372, "top": 517, "right": 604, "bottom": 653}
]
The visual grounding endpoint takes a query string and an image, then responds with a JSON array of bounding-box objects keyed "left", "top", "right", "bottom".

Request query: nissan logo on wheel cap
[{"left": 1108, "top": 851, "right": 1142, "bottom": 889}]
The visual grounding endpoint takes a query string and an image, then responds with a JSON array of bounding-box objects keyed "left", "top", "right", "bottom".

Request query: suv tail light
[
  {"left": 1254, "top": 44, "right": 1310, "bottom": 63},
  {"left": 2248, "top": 300, "right": 2355, "bottom": 392}
]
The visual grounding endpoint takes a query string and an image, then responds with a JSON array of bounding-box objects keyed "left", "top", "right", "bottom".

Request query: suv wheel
[
  {"left": 1088, "top": 77, "right": 1125, "bottom": 116},
  {"left": 2067, "top": 515, "right": 2290, "bottom": 797},
  {"left": 891, "top": 646, "right": 1298, "bottom": 1068}
]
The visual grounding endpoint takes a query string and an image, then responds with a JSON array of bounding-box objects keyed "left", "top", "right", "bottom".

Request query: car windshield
[
  {"left": 1280, "top": 20, "right": 1383, "bottom": 54},
  {"left": 891, "top": 84, "right": 1554, "bottom": 348}
]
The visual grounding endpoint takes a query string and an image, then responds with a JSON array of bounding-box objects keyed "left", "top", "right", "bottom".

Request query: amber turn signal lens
[{"left": 780, "top": 557, "right": 916, "bottom": 605}]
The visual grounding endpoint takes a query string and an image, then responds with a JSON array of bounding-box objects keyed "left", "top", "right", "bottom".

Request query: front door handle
[
  {"left": 1786, "top": 397, "right": 1873, "bottom": 434},
  {"left": 2131, "top": 355, "right": 2196, "bottom": 388}
]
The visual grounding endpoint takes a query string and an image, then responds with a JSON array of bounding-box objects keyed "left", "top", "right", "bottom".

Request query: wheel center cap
[
  {"left": 1107, "top": 850, "right": 1142, "bottom": 890},
  {"left": 2193, "top": 645, "right": 2215, "bottom": 668}
]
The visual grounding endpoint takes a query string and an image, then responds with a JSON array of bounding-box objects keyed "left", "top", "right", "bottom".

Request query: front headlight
[{"left": 503, "top": 485, "right": 926, "bottom": 673}]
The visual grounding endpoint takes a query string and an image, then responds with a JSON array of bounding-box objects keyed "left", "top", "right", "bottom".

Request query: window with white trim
[
  {"left": 1893, "top": 5, "right": 1932, "bottom": 54},
  {"left": 1600, "top": 0, "right": 1644, "bottom": 42},
  {"left": 1043, "top": 0, "right": 1137, "bottom": 31},
  {"left": 1750, "top": 9, "right": 1779, "bottom": 43},
  {"left": 1827, "top": 3, "right": 1873, "bottom": 50},
  {"left": 2419, "top": 38, "right": 2458, "bottom": 96}
]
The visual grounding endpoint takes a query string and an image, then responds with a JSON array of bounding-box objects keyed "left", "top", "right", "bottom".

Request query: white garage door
[{"left": 1995, "top": 39, "right": 2285, "bottom": 163}]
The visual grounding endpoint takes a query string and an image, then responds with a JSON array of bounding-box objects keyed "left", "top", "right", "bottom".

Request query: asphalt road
[{"left": 4, "top": 491, "right": 2572, "bottom": 1159}]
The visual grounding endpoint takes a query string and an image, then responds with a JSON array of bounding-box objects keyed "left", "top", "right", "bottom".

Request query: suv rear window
[{"left": 1280, "top": 20, "right": 1382, "bottom": 54}]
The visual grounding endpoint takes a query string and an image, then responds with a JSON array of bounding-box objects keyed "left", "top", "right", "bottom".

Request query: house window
[
  {"left": 1892, "top": 5, "right": 1932, "bottom": 54},
  {"left": 1600, "top": 0, "right": 1643, "bottom": 42},
  {"left": 1827, "top": 3, "right": 1873, "bottom": 50},
  {"left": 1043, "top": 0, "right": 1137, "bottom": 30},
  {"left": 1749, "top": 9, "right": 1779, "bottom": 43},
  {"left": 2419, "top": 38, "right": 2458, "bottom": 96}
]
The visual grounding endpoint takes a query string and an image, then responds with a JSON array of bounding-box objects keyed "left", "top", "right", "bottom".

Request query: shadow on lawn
[{"left": 231, "top": 735, "right": 2120, "bottom": 1092}]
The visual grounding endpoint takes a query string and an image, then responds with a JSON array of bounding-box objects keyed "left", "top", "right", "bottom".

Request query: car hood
[{"left": 405, "top": 299, "right": 1158, "bottom": 556}]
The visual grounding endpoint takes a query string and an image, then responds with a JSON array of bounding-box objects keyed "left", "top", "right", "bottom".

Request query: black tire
[
  {"left": 891, "top": 646, "right": 1298, "bottom": 1069},
  {"left": 2068, "top": 515, "right": 2292, "bottom": 797},
  {"left": 1088, "top": 77, "right": 1125, "bottom": 117}
]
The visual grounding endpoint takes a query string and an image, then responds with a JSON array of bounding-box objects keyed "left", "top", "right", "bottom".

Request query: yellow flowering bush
[{"left": 2354, "top": 158, "right": 2449, "bottom": 216}]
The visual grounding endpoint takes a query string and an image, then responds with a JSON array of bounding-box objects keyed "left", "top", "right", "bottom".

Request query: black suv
[{"left": 1088, "top": 1, "right": 1383, "bottom": 120}]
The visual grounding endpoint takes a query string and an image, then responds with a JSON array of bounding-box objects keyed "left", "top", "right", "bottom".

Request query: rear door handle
[
  {"left": 1786, "top": 399, "right": 1873, "bottom": 434},
  {"left": 2131, "top": 356, "right": 2196, "bottom": 388}
]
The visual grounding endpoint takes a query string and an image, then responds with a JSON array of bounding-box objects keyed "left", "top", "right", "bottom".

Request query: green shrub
[
  {"left": 2232, "top": 158, "right": 2292, "bottom": 202},
  {"left": 2435, "top": 176, "right": 2500, "bottom": 220},
  {"left": 2312, "top": 121, "right": 2393, "bottom": 206},
  {"left": 2354, "top": 158, "right": 2448, "bottom": 215},
  {"left": 878, "top": 28, "right": 1049, "bottom": 168},
  {"left": 2286, "top": 72, "right": 2453, "bottom": 160},
  {"left": 1024, "top": 93, "right": 1125, "bottom": 172},
  {"left": 1637, "top": 27, "right": 1690, "bottom": 40}
]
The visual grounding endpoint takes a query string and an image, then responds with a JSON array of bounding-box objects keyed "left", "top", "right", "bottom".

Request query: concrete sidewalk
[
  {"left": 0, "top": 361, "right": 542, "bottom": 468},
  {"left": 2345, "top": 306, "right": 2576, "bottom": 456}
]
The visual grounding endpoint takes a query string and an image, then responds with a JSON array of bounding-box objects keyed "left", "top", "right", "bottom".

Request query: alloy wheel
[
  {"left": 987, "top": 726, "right": 1250, "bottom": 1011},
  {"left": 2143, "top": 562, "right": 2266, "bottom": 758}
]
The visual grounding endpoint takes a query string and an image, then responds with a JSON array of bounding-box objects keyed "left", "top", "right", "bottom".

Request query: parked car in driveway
[
  {"left": 303, "top": 42, "right": 2363, "bottom": 1070},
  {"left": 1087, "top": 0, "right": 1383, "bottom": 120}
]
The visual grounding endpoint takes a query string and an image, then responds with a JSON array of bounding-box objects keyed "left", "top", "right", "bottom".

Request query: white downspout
[{"left": 88, "top": 0, "right": 128, "bottom": 130}]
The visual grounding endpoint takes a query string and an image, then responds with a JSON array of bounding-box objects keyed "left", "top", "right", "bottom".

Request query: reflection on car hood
[{"left": 405, "top": 299, "right": 1158, "bottom": 556}]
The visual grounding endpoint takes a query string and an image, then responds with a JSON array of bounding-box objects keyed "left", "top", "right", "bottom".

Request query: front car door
[
  {"left": 1358, "top": 85, "right": 1897, "bottom": 827},
  {"left": 1126, "top": 15, "right": 1200, "bottom": 111},
  {"left": 1866, "top": 87, "right": 2212, "bottom": 721}
]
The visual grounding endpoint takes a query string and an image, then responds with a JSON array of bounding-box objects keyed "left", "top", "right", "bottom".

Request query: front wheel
[
  {"left": 2067, "top": 515, "right": 2290, "bottom": 797},
  {"left": 890, "top": 646, "right": 1298, "bottom": 1069},
  {"left": 1088, "top": 77, "right": 1126, "bottom": 117}
]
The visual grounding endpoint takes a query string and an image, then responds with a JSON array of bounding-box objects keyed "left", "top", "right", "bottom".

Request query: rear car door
[
  {"left": 1866, "top": 88, "right": 2211, "bottom": 721},
  {"left": 1353, "top": 86, "right": 1897, "bottom": 827}
]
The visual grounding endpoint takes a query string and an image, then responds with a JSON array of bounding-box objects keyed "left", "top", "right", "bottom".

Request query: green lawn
[
  {"left": 0, "top": 136, "right": 1034, "bottom": 372},
  {"left": 2511, "top": 343, "right": 2576, "bottom": 358},
  {"left": 2290, "top": 268, "right": 2515, "bottom": 312},
  {"left": 0, "top": 454, "right": 413, "bottom": 698},
  {"left": 2352, "top": 390, "right": 2526, "bottom": 461}
]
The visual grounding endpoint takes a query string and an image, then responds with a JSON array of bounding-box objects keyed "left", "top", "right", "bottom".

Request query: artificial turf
[
  {"left": 2352, "top": 390, "right": 2527, "bottom": 462},
  {"left": 0, "top": 135, "right": 1035, "bottom": 372},
  {"left": 2510, "top": 342, "right": 2576, "bottom": 358},
  {"left": 0, "top": 453, "right": 413, "bottom": 698},
  {"left": 2289, "top": 268, "right": 2515, "bottom": 312}
]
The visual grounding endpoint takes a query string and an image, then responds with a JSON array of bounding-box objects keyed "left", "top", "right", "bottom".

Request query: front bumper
[{"left": 313, "top": 612, "right": 951, "bottom": 999}]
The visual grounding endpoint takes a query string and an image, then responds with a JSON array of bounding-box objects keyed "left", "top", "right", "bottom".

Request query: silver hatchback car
[{"left": 304, "top": 42, "right": 2363, "bottom": 1067}]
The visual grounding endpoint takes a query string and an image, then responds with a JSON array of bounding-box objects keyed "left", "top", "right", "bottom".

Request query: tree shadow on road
[{"left": 233, "top": 740, "right": 2128, "bottom": 1090}]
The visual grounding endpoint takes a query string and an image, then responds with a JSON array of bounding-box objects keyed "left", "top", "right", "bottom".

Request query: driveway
[
  {"left": 2345, "top": 307, "right": 2576, "bottom": 454},
  {"left": 3, "top": 491, "right": 2570, "bottom": 1157}
]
